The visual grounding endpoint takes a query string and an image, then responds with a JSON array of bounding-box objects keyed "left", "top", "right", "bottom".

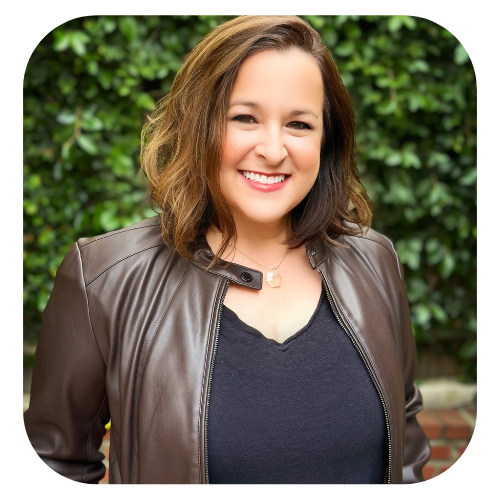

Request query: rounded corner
[
  {"left": 410, "top": 5, "right": 487, "bottom": 82},
  {"left": 13, "top": 415, "right": 102, "bottom": 495},
  {"left": 11, "top": 5, "right": 92, "bottom": 84}
]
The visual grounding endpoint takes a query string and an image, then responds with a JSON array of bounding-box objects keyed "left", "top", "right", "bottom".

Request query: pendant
[{"left": 266, "top": 269, "right": 282, "bottom": 288}]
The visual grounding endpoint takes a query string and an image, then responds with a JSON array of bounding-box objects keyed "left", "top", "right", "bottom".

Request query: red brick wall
[
  {"left": 98, "top": 406, "right": 476, "bottom": 484},
  {"left": 416, "top": 406, "right": 476, "bottom": 481}
]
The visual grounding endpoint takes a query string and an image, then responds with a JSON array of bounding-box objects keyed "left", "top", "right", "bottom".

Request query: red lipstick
[{"left": 238, "top": 170, "right": 290, "bottom": 193}]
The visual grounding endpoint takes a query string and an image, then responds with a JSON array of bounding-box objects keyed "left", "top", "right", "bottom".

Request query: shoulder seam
[
  {"left": 376, "top": 233, "right": 402, "bottom": 280},
  {"left": 84, "top": 243, "right": 166, "bottom": 287},
  {"left": 75, "top": 241, "right": 107, "bottom": 364},
  {"left": 79, "top": 223, "right": 160, "bottom": 248},
  {"left": 351, "top": 233, "right": 399, "bottom": 264},
  {"left": 348, "top": 232, "right": 402, "bottom": 281}
]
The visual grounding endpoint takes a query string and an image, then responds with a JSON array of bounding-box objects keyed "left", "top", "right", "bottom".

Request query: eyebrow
[{"left": 229, "top": 100, "right": 319, "bottom": 120}]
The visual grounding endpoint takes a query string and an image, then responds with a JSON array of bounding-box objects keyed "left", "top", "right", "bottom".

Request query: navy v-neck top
[{"left": 207, "top": 285, "right": 387, "bottom": 484}]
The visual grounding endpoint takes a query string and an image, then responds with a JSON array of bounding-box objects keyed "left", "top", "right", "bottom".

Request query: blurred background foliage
[{"left": 23, "top": 15, "right": 476, "bottom": 380}]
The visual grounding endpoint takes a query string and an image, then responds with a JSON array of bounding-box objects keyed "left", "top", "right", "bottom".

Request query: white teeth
[{"left": 242, "top": 171, "right": 286, "bottom": 184}]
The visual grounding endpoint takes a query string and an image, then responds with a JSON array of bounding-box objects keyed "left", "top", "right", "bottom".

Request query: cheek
[
  {"left": 221, "top": 136, "right": 235, "bottom": 169},
  {"left": 292, "top": 139, "right": 322, "bottom": 174},
  {"left": 221, "top": 128, "right": 251, "bottom": 169}
]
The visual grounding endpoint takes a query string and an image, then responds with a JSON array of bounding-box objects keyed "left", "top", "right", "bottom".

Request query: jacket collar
[{"left": 189, "top": 232, "right": 327, "bottom": 290}]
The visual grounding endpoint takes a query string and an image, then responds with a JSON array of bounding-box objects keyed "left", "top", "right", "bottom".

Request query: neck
[
  {"left": 232, "top": 212, "right": 290, "bottom": 247},
  {"left": 208, "top": 212, "right": 291, "bottom": 264}
]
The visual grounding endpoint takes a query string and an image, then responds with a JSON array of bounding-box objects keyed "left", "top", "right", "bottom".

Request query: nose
[{"left": 254, "top": 125, "right": 288, "bottom": 166}]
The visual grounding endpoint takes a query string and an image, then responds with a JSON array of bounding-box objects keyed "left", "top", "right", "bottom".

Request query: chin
[{"left": 235, "top": 205, "right": 292, "bottom": 225}]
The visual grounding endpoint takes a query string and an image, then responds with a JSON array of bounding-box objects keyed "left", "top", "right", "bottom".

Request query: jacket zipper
[
  {"left": 317, "top": 267, "right": 392, "bottom": 484},
  {"left": 204, "top": 278, "right": 230, "bottom": 484},
  {"left": 204, "top": 272, "right": 392, "bottom": 483}
]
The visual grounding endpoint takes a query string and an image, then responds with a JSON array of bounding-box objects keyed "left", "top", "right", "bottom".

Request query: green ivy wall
[{"left": 23, "top": 15, "right": 477, "bottom": 380}]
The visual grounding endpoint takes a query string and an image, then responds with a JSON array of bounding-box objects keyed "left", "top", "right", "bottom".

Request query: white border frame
[{"left": 11, "top": 4, "right": 489, "bottom": 496}]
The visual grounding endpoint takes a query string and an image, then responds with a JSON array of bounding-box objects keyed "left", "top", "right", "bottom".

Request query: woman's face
[{"left": 219, "top": 48, "right": 324, "bottom": 228}]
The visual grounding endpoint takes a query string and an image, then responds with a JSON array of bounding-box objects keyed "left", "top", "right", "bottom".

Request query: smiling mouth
[{"left": 239, "top": 170, "right": 290, "bottom": 185}]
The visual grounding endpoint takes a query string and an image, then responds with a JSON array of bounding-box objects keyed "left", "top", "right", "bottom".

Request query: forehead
[{"left": 229, "top": 48, "right": 324, "bottom": 111}]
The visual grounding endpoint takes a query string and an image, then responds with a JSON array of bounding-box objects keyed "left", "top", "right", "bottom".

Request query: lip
[{"left": 238, "top": 170, "right": 290, "bottom": 193}]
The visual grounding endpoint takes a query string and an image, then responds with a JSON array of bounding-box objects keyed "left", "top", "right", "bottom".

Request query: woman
[{"left": 24, "top": 15, "right": 430, "bottom": 484}]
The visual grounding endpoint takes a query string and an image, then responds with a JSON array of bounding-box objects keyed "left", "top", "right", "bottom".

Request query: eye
[
  {"left": 287, "top": 121, "right": 312, "bottom": 130},
  {"left": 232, "top": 115, "right": 257, "bottom": 124}
]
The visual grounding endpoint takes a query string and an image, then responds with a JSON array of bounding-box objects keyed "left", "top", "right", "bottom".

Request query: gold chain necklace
[{"left": 212, "top": 229, "right": 288, "bottom": 288}]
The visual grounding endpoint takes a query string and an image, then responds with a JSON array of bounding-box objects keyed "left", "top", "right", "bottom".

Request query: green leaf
[
  {"left": 334, "top": 15, "right": 348, "bottom": 27},
  {"left": 156, "top": 66, "right": 169, "bottom": 79},
  {"left": 56, "top": 110, "right": 76, "bottom": 125},
  {"left": 335, "top": 41, "right": 354, "bottom": 57},
  {"left": 118, "top": 86, "right": 131, "bottom": 96},
  {"left": 375, "top": 76, "right": 390, "bottom": 88},
  {"left": 341, "top": 73, "right": 354, "bottom": 87},
  {"left": 408, "top": 238, "right": 423, "bottom": 253},
  {"left": 459, "top": 167, "right": 477, "bottom": 186},
  {"left": 425, "top": 237, "right": 440, "bottom": 253},
  {"left": 86, "top": 60, "right": 99, "bottom": 75},
  {"left": 429, "top": 303, "right": 448, "bottom": 323},
  {"left": 100, "top": 208, "right": 121, "bottom": 232},
  {"left": 53, "top": 33, "right": 70, "bottom": 51},
  {"left": 36, "top": 291, "right": 50, "bottom": 313},
  {"left": 407, "top": 93, "right": 421, "bottom": 112},
  {"left": 98, "top": 70, "right": 113, "bottom": 90},
  {"left": 388, "top": 16, "right": 402, "bottom": 33},
  {"left": 439, "top": 253, "right": 456, "bottom": 279},
  {"left": 112, "top": 155, "right": 134, "bottom": 176},
  {"left": 76, "top": 135, "right": 98, "bottom": 155},
  {"left": 413, "top": 304, "right": 431, "bottom": 326},
  {"left": 401, "top": 16, "right": 417, "bottom": 30},
  {"left": 136, "top": 92, "right": 155, "bottom": 110},
  {"left": 119, "top": 16, "right": 139, "bottom": 42},
  {"left": 396, "top": 238, "right": 422, "bottom": 270},
  {"left": 409, "top": 59, "right": 430, "bottom": 73},
  {"left": 103, "top": 18, "right": 117, "bottom": 33},
  {"left": 23, "top": 199, "right": 37, "bottom": 215},
  {"left": 454, "top": 43, "right": 470, "bottom": 65},
  {"left": 38, "top": 227, "right": 55, "bottom": 246},
  {"left": 402, "top": 151, "right": 421, "bottom": 169},
  {"left": 73, "top": 30, "right": 90, "bottom": 43},
  {"left": 385, "top": 151, "right": 402, "bottom": 166},
  {"left": 428, "top": 151, "right": 451, "bottom": 168},
  {"left": 69, "top": 31, "right": 90, "bottom": 57},
  {"left": 304, "top": 15, "right": 325, "bottom": 29},
  {"left": 70, "top": 37, "right": 86, "bottom": 57},
  {"left": 375, "top": 99, "right": 397, "bottom": 115},
  {"left": 81, "top": 115, "right": 104, "bottom": 132},
  {"left": 407, "top": 278, "right": 428, "bottom": 303},
  {"left": 28, "top": 174, "right": 42, "bottom": 189}
]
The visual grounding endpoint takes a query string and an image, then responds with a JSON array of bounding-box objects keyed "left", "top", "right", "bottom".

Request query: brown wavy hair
[{"left": 140, "top": 15, "right": 372, "bottom": 268}]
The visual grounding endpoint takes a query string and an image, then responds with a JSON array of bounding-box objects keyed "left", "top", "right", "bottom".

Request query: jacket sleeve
[
  {"left": 394, "top": 255, "right": 431, "bottom": 483},
  {"left": 24, "top": 242, "right": 110, "bottom": 484},
  {"left": 403, "top": 382, "right": 431, "bottom": 482}
]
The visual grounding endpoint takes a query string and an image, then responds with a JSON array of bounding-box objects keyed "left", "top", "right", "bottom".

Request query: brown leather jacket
[{"left": 24, "top": 217, "right": 430, "bottom": 484}]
